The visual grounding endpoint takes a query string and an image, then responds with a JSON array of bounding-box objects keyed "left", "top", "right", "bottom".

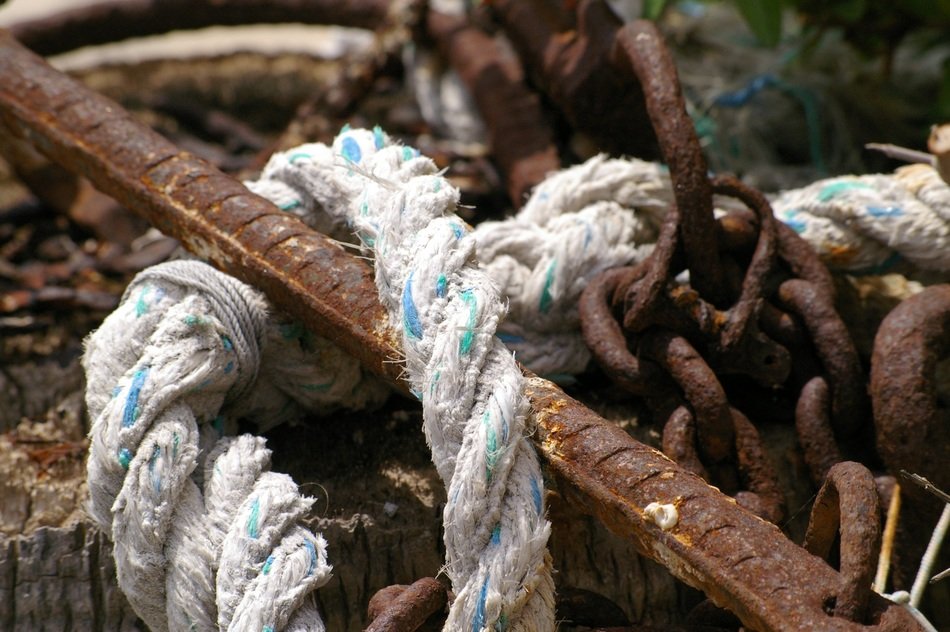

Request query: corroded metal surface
[
  {"left": 0, "top": 29, "right": 404, "bottom": 390},
  {"left": 526, "top": 378, "right": 918, "bottom": 631},
  {"left": 577, "top": 19, "right": 867, "bottom": 512},
  {"left": 871, "top": 285, "right": 950, "bottom": 584},
  {"left": 611, "top": 20, "right": 723, "bottom": 304},
  {"left": 871, "top": 285, "right": 950, "bottom": 502},
  {"left": 489, "top": 0, "right": 658, "bottom": 160},
  {"left": 803, "top": 462, "right": 882, "bottom": 623},
  {"left": 365, "top": 578, "right": 447, "bottom": 632},
  {"left": 0, "top": 28, "right": 925, "bottom": 632},
  {"left": 425, "top": 9, "right": 560, "bottom": 206}
]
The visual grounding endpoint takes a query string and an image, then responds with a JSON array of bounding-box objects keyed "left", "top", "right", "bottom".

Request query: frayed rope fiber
[
  {"left": 247, "top": 126, "right": 558, "bottom": 631},
  {"left": 84, "top": 260, "right": 387, "bottom": 631}
]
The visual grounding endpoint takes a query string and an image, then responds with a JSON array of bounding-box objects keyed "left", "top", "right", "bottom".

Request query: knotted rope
[{"left": 84, "top": 260, "right": 386, "bottom": 631}]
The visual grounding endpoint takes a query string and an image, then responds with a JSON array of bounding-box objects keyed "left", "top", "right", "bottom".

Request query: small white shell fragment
[{"left": 644, "top": 502, "right": 679, "bottom": 530}]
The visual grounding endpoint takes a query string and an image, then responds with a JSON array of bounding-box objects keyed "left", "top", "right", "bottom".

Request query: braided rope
[
  {"left": 248, "top": 127, "right": 556, "bottom": 631},
  {"left": 83, "top": 262, "right": 372, "bottom": 631}
]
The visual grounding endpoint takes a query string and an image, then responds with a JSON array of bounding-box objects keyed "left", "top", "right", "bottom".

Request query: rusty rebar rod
[
  {"left": 0, "top": 28, "right": 403, "bottom": 388},
  {"left": 365, "top": 578, "right": 447, "bottom": 632},
  {"left": 489, "top": 0, "right": 658, "bottom": 160},
  {"left": 0, "top": 31, "right": 923, "bottom": 632},
  {"left": 426, "top": 9, "right": 560, "bottom": 206},
  {"left": 9, "top": 0, "right": 388, "bottom": 56}
]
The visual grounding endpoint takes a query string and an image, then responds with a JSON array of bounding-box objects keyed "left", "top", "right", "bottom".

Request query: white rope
[
  {"left": 248, "top": 147, "right": 668, "bottom": 380},
  {"left": 248, "top": 127, "right": 556, "bottom": 631},
  {"left": 771, "top": 164, "right": 950, "bottom": 272},
  {"left": 83, "top": 261, "right": 388, "bottom": 631},
  {"left": 473, "top": 156, "right": 666, "bottom": 376}
]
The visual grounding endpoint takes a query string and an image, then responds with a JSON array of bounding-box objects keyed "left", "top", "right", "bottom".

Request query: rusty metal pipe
[
  {"left": 365, "top": 578, "right": 447, "bottom": 632},
  {"left": 425, "top": 9, "right": 560, "bottom": 206},
  {"left": 0, "top": 32, "right": 924, "bottom": 632}
]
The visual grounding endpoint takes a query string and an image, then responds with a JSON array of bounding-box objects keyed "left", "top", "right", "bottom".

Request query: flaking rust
[
  {"left": 0, "top": 27, "right": 926, "bottom": 632},
  {"left": 871, "top": 284, "right": 950, "bottom": 584},
  {"left": 524, "top": 375, "right": 919, "bottom": 631}
]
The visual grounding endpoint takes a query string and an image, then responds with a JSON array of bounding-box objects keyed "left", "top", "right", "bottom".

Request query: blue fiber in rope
[
  {"left": 122, "top": 367, "right": 149, "bottom": 428},
  {"left": 262, "top": 555, "right": 274, "bottom": 575},
  {"left": 530, "top": 478, "right": 542, "bottom": 514},
  {"left": 135, "top": 285, "right": 150, "bottom": 317},
  {"left": 867, "top": 206, "right": 904, "bottom": 218},
  {"left": 288, "top": 151, "right": 313, "bottom": 164},
  {"left": 436, "top": 274, "right": 448, "bottom": 298},
  {"left": 118, "top": 447, "right": 133, "bottom": 470},
  {"left": 247, "top": 498, "right": 261, "bottom": 539},
  {"left": 473, "top": 579, "right": 489, "bottom": 632},
  {"left": 305, "top": 540, "right": 318, "bottom": 576},
  {"left": 819, "top": 181, "right": 872, "bottom": 202},
  {"left": 539, "top": 260, "right": 557, "bottom": 314},
  {"left": 373, "top": 125, "right": 386, "bottom": 150},
  {"left": 148, "top": 444, "right": 161, "bottom": 493},
  {"left": 459, "top": 290, "right": 477, "bottom": 356},
  {"left": 403, "top": 272, "right": 424, "bottom": 339},
  {"left": 341, "top": 137, "right": 362, "bottom": 164},
  {"left": 484, "top": 411, "right": 498, "bottom": 482}
]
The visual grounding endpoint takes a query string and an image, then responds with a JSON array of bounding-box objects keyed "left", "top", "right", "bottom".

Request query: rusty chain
[
  {"left": 574, "top": 17, "right": 869, "bottom": 520},
  {"left": 804, "top": 462, "right": 883, "bottom": 623}
]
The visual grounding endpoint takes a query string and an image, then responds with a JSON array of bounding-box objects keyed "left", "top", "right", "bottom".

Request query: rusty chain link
[
  {"left": 576, "top": 18, "right": 869, "bottom": 518},
  {"left": 803, "top": 462, "right": 882, "bottom": 623}
]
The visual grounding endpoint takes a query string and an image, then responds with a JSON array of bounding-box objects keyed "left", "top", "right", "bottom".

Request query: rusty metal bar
[
  {"left": 0, "top": 31, "right": 923, "bottom": 632},
  {"left": 9, "top": 0, "right": 388, "bottom": 56},
  {"left": 365, "top": 578, "right": 447, "bottom": 632},
  {"left": 425, "top": 9, "right": 560, "bottom": 206},
  {"left": 0, "top": 28, "right": 404, "bottom": 389},
  {"left": 489, "top": 0, "right": 658, "bottom": 160}
]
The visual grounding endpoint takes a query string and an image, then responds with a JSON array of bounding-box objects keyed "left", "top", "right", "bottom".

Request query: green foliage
[
  {"left": 734, "top": 0, "right": 783, "bottom": 47},
  {"left": 646, "top": 1, "right": 950, "bottom": 55},
  {"left": 642, "top": 0, "right": 672, "bottom": 20}
]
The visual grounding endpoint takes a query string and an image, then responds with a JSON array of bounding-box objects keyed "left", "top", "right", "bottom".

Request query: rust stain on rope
[{"left": 0, "top": 30, "right": 923, "bottom": 632}]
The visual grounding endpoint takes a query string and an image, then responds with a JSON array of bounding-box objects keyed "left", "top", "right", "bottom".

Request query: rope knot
[{"left": 123, "top": 260, "right": 267, "bottom": 405}]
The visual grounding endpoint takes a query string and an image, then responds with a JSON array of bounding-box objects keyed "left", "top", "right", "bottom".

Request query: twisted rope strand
[
  {"left": 249, "top": 127, "right": 556, "bottom": 631},
  {"left": 84, "top": 263, "right": 333, "bottom": 631}
]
